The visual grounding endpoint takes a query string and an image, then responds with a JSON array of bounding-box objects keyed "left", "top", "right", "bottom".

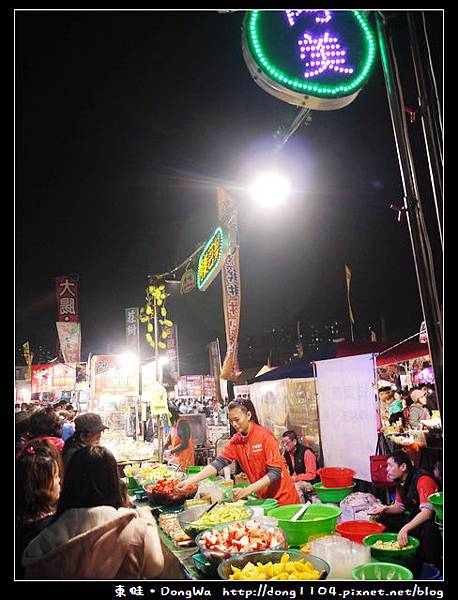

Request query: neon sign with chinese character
[
  {"left": 197, "top": 226, "right": 228, "bottom": 291},
  {"left": 242, "top": 10, "right": 377, "bottom": 110}
]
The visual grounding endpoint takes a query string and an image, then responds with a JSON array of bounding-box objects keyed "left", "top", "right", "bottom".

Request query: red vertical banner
[{"left": 55, "top": 275, "right": 79, "bottom": 322}]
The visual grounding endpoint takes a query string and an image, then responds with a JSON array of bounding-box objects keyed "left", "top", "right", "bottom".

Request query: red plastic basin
[
  {"left": 336, "top": 520, "right": 386, "bottom": 544},
  {"left": 317, "top": 467, "right": 356, "bottom": 488}
]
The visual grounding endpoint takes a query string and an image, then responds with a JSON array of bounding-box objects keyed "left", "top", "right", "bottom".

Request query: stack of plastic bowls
[{"left": 311, "top": 535, "right": 371, "bottom": 580}]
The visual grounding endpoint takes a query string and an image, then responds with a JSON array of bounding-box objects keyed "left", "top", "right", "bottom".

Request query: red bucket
[
  {"left": 336, "top": 520, "right": 386, "bottom": 544},
  {"left": 317, "top": 467, "right": 355, "bottom": 488}
]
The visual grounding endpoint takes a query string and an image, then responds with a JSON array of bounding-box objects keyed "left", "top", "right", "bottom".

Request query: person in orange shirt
[
  {"left": 176, "top": 399, "right": 299, "bottom": 506},
  {"left": 163, "top": 408, "right": 195, "bottom": 471}
]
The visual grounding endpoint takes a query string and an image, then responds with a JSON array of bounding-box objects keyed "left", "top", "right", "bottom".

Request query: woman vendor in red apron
[
  {"left": 164, "top": 408, "right": 195, "bottom": 470},
  {"left": 176, "top": 399, "right": 299, "bottom": 506}
]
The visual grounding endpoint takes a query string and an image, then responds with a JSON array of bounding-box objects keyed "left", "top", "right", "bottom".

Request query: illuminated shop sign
[
  {"left": 242, "top": 10, "right": 377, "bottom": 110},
  {"left": 197, "top": 226, "right": 228, "bottom": 291}
]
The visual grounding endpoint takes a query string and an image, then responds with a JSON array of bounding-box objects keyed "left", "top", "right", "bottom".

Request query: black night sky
[{"left": 15, "top": 10, "right": 443, "bottom": 374}]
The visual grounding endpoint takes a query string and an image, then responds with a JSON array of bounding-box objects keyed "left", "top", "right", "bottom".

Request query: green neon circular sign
[{"left": 242, "top": 10, "right": 377, "bottom": 110}]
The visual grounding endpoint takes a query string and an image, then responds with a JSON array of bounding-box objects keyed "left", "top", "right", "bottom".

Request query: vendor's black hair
[
  {"left": 28, "top": 407, "right": 62, "bottom": 438},
  {"left": 169, "top": 406, "right": 180, "bottom": 424},
  {"left": 282, "top": 430, "right": 298, "bottom": 442},
  {"left": 227, "top": 398, "right": 259, "bottom": 424},
  {"left": 389, "top": 450, "right": 415, "bottom": 473}
]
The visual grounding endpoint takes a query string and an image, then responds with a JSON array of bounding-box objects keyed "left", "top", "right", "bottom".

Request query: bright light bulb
[
  {"left": 249, "top": 173, "right": 291, "bottom": 208},
  {"left": 119, "top": 352, "right": 138, "bottom": 368}
]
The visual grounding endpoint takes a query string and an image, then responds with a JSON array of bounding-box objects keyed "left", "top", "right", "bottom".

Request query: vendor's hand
[
  {"left": 175, "top": 478, "right": 196, "bottom": 492},
  {"left": 367, "top": 505, "right": 386, "bottom": 517},
  {"left": 397, "top": 526, "right": 410, "bottom": 548},
  {"left": 232, "top": 487, "right": 250, "bottom": 502}
]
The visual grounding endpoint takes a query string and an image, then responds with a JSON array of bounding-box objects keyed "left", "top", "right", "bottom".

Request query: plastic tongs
[{"left": 291, "top": 501, "right": 311, "bottom": 522}]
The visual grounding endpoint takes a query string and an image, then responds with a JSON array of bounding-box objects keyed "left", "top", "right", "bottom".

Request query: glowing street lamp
[{"left": 249, "top": 172, "right": 292, "bottom": 208}]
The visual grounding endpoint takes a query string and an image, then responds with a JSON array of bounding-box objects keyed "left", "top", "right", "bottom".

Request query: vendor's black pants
[{"left": 378, "top": 513, "right": 443, "bottom": 572}]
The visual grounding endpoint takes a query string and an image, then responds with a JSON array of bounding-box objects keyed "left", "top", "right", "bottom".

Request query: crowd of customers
[
  {"left": 385, "top": 384, "right": 439, "bottom": 429},
  {"left": 15, "top": 403, "right": 165, "bottom": 580}
]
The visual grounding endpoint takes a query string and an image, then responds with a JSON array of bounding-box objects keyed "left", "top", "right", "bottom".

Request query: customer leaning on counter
[{"left": 176, "top": 398, "right": 299, "bottom": 506}]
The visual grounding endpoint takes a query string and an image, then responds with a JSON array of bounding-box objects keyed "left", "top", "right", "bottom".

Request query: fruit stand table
[
  {"left": 158, "top": 527, "right": 202, "bottom": 580},
  {"left": 133, "top": 498, "right": 206, "bottom": 580}
]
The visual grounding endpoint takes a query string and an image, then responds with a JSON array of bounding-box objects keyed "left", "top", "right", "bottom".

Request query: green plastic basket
[
  {"left": 313, "top": 482, "right": 355, "bottom": 503},
  {"left": 245, "top": 498, "right": 279, "bottom": 510},
  {"left": 363, "top": 533, "right": 419, "bottom": 568},
  {"left": 266, "top": 503, "right": 341, "bottom": 546},
  {"left": 428, "top": 492, "right": 443, "bottom": 523},
  {"left": 127, "top": 476, "right": 139, "bottom": 490},
  {"left": 186, "top": 466, "right": 205, "bottom": 474},
  {"left": 352, "top": 562, "right": 413, "bottom": 580}
]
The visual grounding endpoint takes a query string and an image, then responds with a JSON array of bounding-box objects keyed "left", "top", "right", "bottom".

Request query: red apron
[
  {"left": 220, "top": 422, "right": 299, "bottom": 506},
  {"left": 170, "top": 421, "right": 195, "bottom": 470}
]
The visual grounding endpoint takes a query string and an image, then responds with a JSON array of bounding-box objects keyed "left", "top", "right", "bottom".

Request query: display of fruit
[
  {"left": 144, "top": 478, "right": 198, "bottom": 506},
  {"left": 124, "top": 463, "right": 182, "bottom": 480},
  {"left": 371, "top": 540, "right": 414, "bottom": 551},
  {"left": 190, "top": 504, "right": 251, "bottom": 528},
  {"left": 198, "top": 521, "right": 286, "bottom": 554},
  {"left": 228, "top": 552, "right": 321, "bottom": 581},
  {"left": 153, "top": 478, "right": 194, "bottom": 495}
]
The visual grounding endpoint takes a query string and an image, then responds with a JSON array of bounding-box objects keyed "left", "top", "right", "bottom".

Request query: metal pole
[
  {"left": 406, "top": 12, "right": 443, "bottom": 247},
  {"left": 311, "top": 361, "right": 325, "bottom": 468},
  {"left": 133, "top": 395, "right": 139, "bottom": 441},
  {"left": 375, "top": 13, "right": 442, "bottom": 417}
]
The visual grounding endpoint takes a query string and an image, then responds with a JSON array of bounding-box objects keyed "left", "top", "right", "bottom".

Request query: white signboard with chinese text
[{"left": 315, "top": 353, "right": 378, "bottom": 482}]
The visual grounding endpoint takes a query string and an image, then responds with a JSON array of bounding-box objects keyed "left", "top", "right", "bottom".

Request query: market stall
[
  {"left": 31, "top": 362, "right": 77, "bottom": 405},
  {"left": 175, "top": 374, "right": 217, "bottom": 401},
  {"left": 88, "top": 354, "right": 159, "bottom": 464},
  {"left": 249, "top": 377, "right": 321, "bottom": 462},
  {"left": 249, "top": 340, "right": 442, "bottom": 483},
  {"left": 127, "top": 471, "right": 436, "bottom": 580},
  {"left": 376, "top": 344, "right": 442, "bottom": 473}
]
